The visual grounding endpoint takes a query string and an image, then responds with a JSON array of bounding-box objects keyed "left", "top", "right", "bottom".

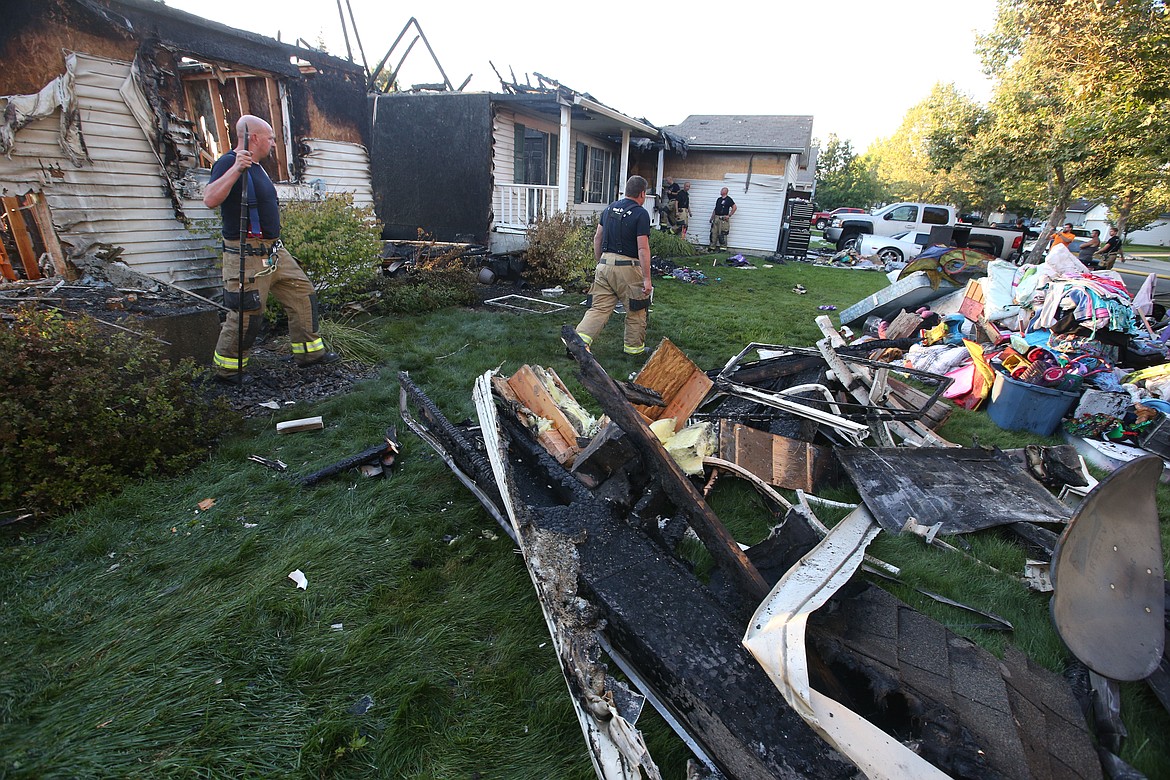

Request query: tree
[
  {"left": 975, "top": 0, "right": 1170, "bottom": 248},
  {"left": 813, "top": 134, "right": 886, "bottom": 210},
  {"left": 865, "top": 83, "right": 990, "bottom": 214}
]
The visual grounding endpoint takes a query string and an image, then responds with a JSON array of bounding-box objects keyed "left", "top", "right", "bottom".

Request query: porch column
[
  {"left": 619, "top": 129, "right": 630, "bottom": 193},
  {"left": 558, "top": 104, "right": 571, "bottom": 212},
  {"left": 655, "top": 148, "right": 664, "bottom": 195}
]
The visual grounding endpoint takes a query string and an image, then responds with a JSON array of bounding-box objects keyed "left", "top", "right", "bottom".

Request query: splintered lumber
[
  {"left": 886, "top": 377, "right": 952, "bottom": 430},
  {"left": 493, "top": 366, "right": 581, "bottom": 465},
  {"left": 276, "top": 416, "right": 323, "bottom": 434},
  {"left": 26, "top": 193, "right": 72, "bottom": 279},
  {"left": 2, "top": 196, "right": 40, "bottom": 280},
  {"left": 563, "top": 326, "right": 769, "bottom": 604},
  {"left": 717, "top": 421, "right": 830, "bottom": 492},
  {"left": 632, "top": 338, "right": 713, "bottom": 434}
]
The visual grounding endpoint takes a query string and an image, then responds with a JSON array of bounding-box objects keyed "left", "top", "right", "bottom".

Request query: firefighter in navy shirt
[{"left": 573, "top": 176, "right": 654, "bottom": 356}]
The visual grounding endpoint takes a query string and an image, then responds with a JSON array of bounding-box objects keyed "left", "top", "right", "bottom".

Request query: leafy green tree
[
  {"left": 866, "top": 83, "right": 989, "bottom": 213},
  {"left": 975, "top": 0, "right": 1170, "bottom": 247},
  {"left": 813, "top": 134, "right": 886, "bottom": 210}
]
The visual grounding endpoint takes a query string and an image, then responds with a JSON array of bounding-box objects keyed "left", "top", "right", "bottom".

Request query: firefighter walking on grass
[{"left": 573, "top": 175, "right": 653, "bottom": 357}]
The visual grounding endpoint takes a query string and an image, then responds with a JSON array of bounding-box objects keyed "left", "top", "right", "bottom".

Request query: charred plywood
[
  {"left": 369, "top": 92, "right": 494, "bottom": 243},
  {"left": 838, "top": 447, "right": 1072, "bottom": 535},
  {"left": 494, "top": 409, "right": 855, "bottom": 780},
  {"left": 716, "top": 422, "right": 831, "bottom": 492}
]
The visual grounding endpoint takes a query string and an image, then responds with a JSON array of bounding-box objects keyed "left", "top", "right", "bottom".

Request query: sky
[{"left": 161, "top": 0, "right": 1000, "bottom": 152}]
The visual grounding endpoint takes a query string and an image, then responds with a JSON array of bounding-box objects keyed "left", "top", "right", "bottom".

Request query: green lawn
[{"left": 2, "top": 256, "right": 1168, "bottom": 779}]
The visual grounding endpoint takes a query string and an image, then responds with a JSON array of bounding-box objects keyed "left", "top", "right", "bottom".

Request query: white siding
[
  {"left": 680, "top": 172, "right": 789, "bottom": 253},
  {"left": 491, "top": 105, "right": 625, "bottom": 228},
  {"left": 0, "top": 52, "right": 220, "bottom": 290},
  {"left": 491, "top": 106, "right": 516, "bottom": 227},
  {"left": 300, "top": 138, "right": 374, "bottom": 209}
]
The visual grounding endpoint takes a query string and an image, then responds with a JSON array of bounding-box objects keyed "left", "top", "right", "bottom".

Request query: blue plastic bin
[{"left": 987, "top": 370, "right": 1081, "bottom": 436}]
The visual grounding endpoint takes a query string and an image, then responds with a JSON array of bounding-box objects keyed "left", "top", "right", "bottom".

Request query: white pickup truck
[{"left": 824, "top": 202, "right": 1027, "bottom": 261}]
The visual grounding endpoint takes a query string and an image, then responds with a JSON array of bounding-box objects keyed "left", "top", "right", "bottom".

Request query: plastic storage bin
[{"left": 987, "top": 370, "right": 1081, "bottom": 436}]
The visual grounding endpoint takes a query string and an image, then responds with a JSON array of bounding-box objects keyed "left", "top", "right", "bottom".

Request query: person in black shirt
[
  {"left": 573, "top": 176, "right": 654, "bottom": 356},
  {"left": 676, "top": 182, "right": 691, "bottom": 238},
  {"left": 204, "top": 115, "right": 339, "bottom": 384},
  {"left": 710, "top": 187, "right": 737, "bottom": 249},
  {"left": 1095, "top": 226, "right": 1124, "bottom": 269}
]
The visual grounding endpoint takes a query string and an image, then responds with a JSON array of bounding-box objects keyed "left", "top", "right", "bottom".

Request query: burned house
[
  {"left": 369, "top": 74, "right": 678, "bottom": 253},
  {"left": 0, "top": 0, "right": 372, "bottom": 295}
]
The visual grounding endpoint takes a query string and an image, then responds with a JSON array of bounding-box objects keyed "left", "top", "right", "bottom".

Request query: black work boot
[{"left": 299, "top": 351, "right": 341, "bottom": 367}]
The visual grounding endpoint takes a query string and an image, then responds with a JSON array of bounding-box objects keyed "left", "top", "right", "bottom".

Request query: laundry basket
[{"left": 987, "top": 370, "right": 1081, "bottom": 436}]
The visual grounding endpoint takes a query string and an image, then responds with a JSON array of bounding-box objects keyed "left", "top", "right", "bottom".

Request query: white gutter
[{"left": 572, "top": 95, "right": 658, "bottom": 137}]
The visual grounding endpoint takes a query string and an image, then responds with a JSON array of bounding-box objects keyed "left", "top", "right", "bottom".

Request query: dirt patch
[
  {"left": 200, "top": 333, "right": 380, "bottom": 418},
  {"left": 1, "top": 263, "right": 378, "bottom": 420}
]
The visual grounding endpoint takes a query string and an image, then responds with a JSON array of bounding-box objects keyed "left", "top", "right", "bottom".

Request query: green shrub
[
  {"left": 649, "top": 230, "right": 701, "bottom": 258},
  {"left": 279, "top": 193, "right": 383, "bottom": 309},
  {"left": 370, "top": 251, "right": 477, "bottom": 315},
  {"left": 523, "top": 212, "right": 596, "bottom": 289},
  {"left": 0, "top": 307, "right": 236, "bottom": 517}
]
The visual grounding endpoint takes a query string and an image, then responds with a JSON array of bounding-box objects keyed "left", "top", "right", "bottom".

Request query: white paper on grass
[
  {"left": 288, "top": 569, "right": 308, "bottom": 590},
  {"left": 742, "top": 506, "right": 950, "bottom": 780}
]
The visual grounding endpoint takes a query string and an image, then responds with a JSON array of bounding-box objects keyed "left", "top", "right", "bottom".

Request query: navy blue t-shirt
[
  {"left": 209, "top": 152, "right": 281, "bottom": 239},
  {"left": 600, "top": 198, "right": 651, "bottom": 259}
]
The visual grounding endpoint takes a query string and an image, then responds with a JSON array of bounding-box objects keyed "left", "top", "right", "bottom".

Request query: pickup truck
[{"left": 824, "top": 202, "right": 1028, "bottom": 261}]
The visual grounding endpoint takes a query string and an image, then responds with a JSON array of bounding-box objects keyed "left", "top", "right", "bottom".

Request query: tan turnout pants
[
  {"left": 213, "top": 239, "right": 326, "bottom": 376},
  {"left": 575, "top": 253, "right": 649, "bottom": 355}
]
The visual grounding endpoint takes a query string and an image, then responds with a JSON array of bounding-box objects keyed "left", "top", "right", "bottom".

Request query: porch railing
[{"left": 496, "top": 183, "right": 559, "bottom": 231}]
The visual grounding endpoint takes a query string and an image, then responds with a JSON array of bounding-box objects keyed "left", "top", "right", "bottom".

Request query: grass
[{"left": 3, "top": 255, "right": 1169, "bottom": 779}]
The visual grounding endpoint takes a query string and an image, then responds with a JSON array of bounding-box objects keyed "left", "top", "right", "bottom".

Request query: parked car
[
  {"left": 812, "top": 206, "right": 866, "bottom": 231},
  {"left": 856, "top": 230, "right": 930, "bottom": 264}
]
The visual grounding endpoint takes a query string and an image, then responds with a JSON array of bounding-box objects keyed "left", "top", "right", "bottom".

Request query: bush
[
  {"left": 280, "top": 193, "right": 383, "bottom": 309},
  {"left": 370, "top": 246, "right": 477, "bottom": 314},
  {"left": 523, "top": 212, "right": 596, "bottom": 289},
  {"left": 649, "top": 230, "right": 701, "bottom": 258},
  {"left": 0, "top": 307, "right": 236, "bottom": 517}
]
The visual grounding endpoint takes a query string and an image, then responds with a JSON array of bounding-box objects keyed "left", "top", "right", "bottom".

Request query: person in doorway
[
  {"left": 675, "top": 181, "right": 691, "bottom": 238},
  {"left": 1096, "top": 226, "right": 1124, "bottom": 269},
  {"left": 1079, "top": 229, "right": 1102, "bottom": 267},
  {"left": 573, "top": 175, "right": 653, "bottom": 357},
  {"left": 657, "top": 176, "right": 677, "bottom": 232},
  {"left": 710, "top": 187, "right": 737, "bottom": 249},
  {"left": 204, "top": 114, "right": 339, "bottom": 385}
]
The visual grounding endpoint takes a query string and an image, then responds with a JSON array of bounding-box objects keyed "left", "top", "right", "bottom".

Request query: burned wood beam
[
  {"left": 614, "top": 379, "right": 665, "bottom": 408},
  {"left": 297, "top": 427, "right": 399, "bottom": 487},
  {"left": 562, "top": 326, "right": 770, "bottom": 605}
]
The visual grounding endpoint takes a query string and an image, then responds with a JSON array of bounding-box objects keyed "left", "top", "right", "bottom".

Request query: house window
[
  {"left": 515, "top": 125, "right": 558, "bottom": 186},
  {"left": 179, "top": 59, "right": 290, "bottom": 182}
]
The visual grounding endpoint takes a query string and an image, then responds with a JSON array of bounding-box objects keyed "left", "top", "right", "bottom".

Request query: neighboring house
[
  {"left": 0, "top": 0, "right": 372, "bottom": 294},
  {"left": 368, "top": 81, "right": 674, "bottom": 253},
  {"left": 1070, "top": 200, "right": 1170, "bottom": 246},
  {"left": 662, "top": 115, "right": 815, "bottom": 252}
]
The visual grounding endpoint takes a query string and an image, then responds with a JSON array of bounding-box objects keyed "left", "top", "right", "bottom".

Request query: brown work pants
[
  {"left": 575, "top": 253, "right": 649, "bottom": 354},
  {"left": 213, "top": 240, "right": 325, "bottom": 376}
]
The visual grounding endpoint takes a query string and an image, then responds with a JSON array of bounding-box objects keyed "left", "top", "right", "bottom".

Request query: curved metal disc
[{"left": 1051, "top": 455, "right": 1165, "bottom": 681}]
